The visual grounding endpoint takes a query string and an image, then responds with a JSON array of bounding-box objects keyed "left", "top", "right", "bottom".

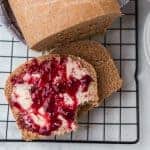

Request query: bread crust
[
  {"left": 8, "top": 0, "right": 121, "bottom": 50},
  {"left": 4, "top": 54, "right": 98, "bottom": 141}
]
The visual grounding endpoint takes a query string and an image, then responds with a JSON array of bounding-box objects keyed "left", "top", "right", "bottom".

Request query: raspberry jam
[{"left": 11, "top": 57, "right": 93, "bottom": 135}]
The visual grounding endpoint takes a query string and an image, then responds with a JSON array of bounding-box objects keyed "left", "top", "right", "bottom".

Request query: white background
[{"left": 0, "top": 0, "right": 150, "bottom": 149}]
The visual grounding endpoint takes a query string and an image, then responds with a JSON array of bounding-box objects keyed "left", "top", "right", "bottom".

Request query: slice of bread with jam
[{"left": 5, "top": 54, "right": 98, "bottom": 141}]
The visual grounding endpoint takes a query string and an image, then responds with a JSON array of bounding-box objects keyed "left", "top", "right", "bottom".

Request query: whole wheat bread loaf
[
  {"left": 51, "top": 40, "right": 122, "bottom": 111},
  {"left": 4, "top": 54, "right": 99, "bottom": 141},
  {"left": 8, "top": 0, "right": 121, "bottom": 51}
]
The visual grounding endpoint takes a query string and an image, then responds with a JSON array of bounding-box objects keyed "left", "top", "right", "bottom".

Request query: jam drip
[{"left": 11, "top": 57, "right": 93, "bottom": 135}]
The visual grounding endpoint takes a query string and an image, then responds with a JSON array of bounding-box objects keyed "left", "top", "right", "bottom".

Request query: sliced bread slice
[
  {"left": 4, "top": 54, "right": 98, "bottom": 141},
  {"left": 8, "top": 0, "right": 121, "bottom": 51},
  {"left": 51, "top": 40, "right": 122, "bottom": 111}
]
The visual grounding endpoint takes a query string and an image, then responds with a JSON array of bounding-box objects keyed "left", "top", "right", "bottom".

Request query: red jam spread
[{"left": 11, "top": 57, "right": 93, "bottom": 135}]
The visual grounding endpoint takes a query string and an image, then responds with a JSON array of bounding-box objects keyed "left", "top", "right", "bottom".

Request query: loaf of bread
[
  {"left": 8, "top": 0, "right": 121, "bottom": 51},
  {"left": 5, "top": 54, "right": 99, "bottom": 141},
  {"left": 51, "top": 40, "right": 122, "bottom": 111}
]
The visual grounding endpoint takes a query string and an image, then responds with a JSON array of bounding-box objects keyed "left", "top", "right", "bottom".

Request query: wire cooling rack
[{"left": 0, "top": 0, "right": 139, "bottom": 143}]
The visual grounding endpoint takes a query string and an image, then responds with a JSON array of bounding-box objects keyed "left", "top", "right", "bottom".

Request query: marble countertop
[{"left": 1, "top": 1, "right": 150, "bottom": 150}]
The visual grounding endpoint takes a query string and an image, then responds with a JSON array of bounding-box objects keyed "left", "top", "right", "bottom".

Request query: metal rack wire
[{"left": 0, "top": 0, "right": 139, "bottom": 143}]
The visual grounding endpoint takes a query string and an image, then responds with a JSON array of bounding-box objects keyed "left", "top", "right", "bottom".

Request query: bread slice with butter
[
  {"left": 5, "top": 54, "right": 99, "bottom": 141},
  {"left": 8, "top": 0, "right": 121, "bottom": 51}
]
